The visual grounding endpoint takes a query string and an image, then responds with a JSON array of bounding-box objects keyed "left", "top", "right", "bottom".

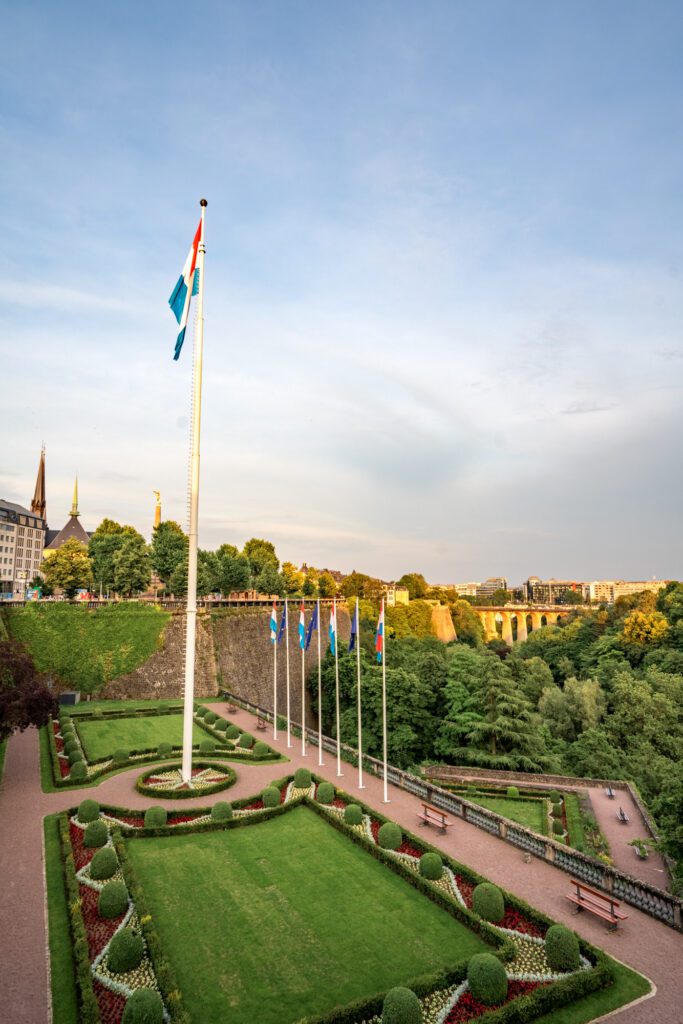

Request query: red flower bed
[
  {"left": 80, "top": 884, "right": 124, "bottom": 958},
  {"left": 398, "top": 839, "right": 423, "bottom": 857},
  {"left": 454, "top": 875, "right": 475, "bottom": 907},
  {"left": 94, "top": 979, "right": 127, "bottom": 1024},
  {"left": 53, "top": 721, "right": 60, "bottom": 736},
  {"left": 60, "top": 758, "right": 70, "bottom": 778},
  {"left": 168, "top": 813, "right": 205, "bottom": 825},
  {"left": 499, "top": 907, "right": 545, "bottom": 938},
  {"left": 243, "top": 799, "right": 264, "bottom": 810},
  {"left": 114, "top": 814, "right": 145, "bottom": 828},
  {"left": 69, "top": 821, "right": 92, "bottom": 871},
  {"left": 445, "top": 980, "right": 542, "bottom": 1022},
  {"left": 331, "top": 798, "right": 347, "bottom": 810}
]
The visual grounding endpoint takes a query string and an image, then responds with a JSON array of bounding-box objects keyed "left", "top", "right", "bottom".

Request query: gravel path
[{"left": 1, "top": 710, "right": 681, "bottom": 1024}]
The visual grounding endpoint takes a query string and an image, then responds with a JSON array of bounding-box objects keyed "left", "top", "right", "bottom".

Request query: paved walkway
[{"left": 1, "top": 711, "right": 682, "bottom": 1024}]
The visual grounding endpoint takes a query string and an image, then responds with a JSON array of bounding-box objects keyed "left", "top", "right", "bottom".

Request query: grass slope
[
  {"left": 76, "top": 714, "right": 207, "bottom": 760},
  {"left": 126, "top": 806, "right": 487, "bottom": 1024}
]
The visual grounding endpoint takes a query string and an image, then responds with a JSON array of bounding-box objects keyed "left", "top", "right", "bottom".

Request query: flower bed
[{"left": 135, "top": 761, "right": 237, "bottom": 798}]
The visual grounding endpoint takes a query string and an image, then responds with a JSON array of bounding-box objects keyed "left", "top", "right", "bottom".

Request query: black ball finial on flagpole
[{"left": 200, "top": 198, "right": 208, "bottom": 207}]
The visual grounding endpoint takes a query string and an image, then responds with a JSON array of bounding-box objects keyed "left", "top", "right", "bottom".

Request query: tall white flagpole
[
  {"left": 317, "top": 597, "right": 323, "bottom": 766},
  {"left": 334, "top": 596, "right": 342, "bottom": 776},
  {"left": 301, "top": 602, "right": 307, "bottom": 756},
  {"left": 273, "top": 604, "right": 278, "bottom": 740},
  {"left": 355, "top": 597, "right": 365, "bottom": 789},
  {"left": 285, "top": 597, "right": 292, "bottom": 747},
  {"left": 381, "top": 598, "right": 389, "bottom": 803},
  {"left": 181, "top": 198, "right": 207, "bottom": 784}
]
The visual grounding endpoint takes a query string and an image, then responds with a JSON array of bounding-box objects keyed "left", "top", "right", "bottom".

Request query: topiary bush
[
  {"left": 467, "top": 953, "right": 508, "bottom": 1006},
  {"left": 294, "top": 767, "right": 312, "bottom": 789},
  {"left": 472, "top": 882, "right": 504, "bottom": 923},
  {"left": 316, "top": 782, "right": 335, "bottom": 804},
  {"left": 506, "top": 786, "right": 519, "bottom": 798},
  {"left": 378, "top": 821, "right": 402, "bottom": 850},
  {"left": 214, "top": 718, "right": 228, "bottom": 732},
  {"left": 253, "top": 741, "right": 269, "bottom": 756},
  {"left": 548, "top": 790, "right": 562, "bottom": 804},
  {"left": 77, "top": 798, "right": 100, "bottom": 823},
  {"left": 113, "top": 748, "right": 130, "bottom": 765},
  {"left": 545, "top": 924, "right": 580, "bottom": 971},
  {"left": 419, "top": 852, "right": 443, "bottom": 880},
  {"left": 90, "top": 847, "right": 118, "bottom": 881},
  {"left": 211, "top": 801, "right": 233, "bottom": 822},
  {"left": 144, "top": 806, "right": 168, "bottom": 828},
  {"left": 93, "top": 708, "right": 104, "bottom": 719},
  {"left": 84, "top": 820, "right": 109, "bottom": 848},
  {"left": 226, "top": 724, "right": 240, "bottom": 740},
  {"left": 157, "top": 742, "right": 173, "bottom": 758},
  {"left": 552, "top": 819, "right": 564, "bottom": 836},
  {"left": 98, "top": 880, "right": 129, "bottom": 919},
  {"left": 70, "top": 762, "right": 87, "bottom": 782},
  {"left": 551, "top": 802, "right": 563, "bottom": 818},
  {"left": 382, "top": 986, "right": 422, "bottom": 1024},
  {"left": 262, "top": 786, "right": 281, "bottom": 808},
  {"left": 195, "top": 706, "right": 207, "bottom": 718},
  {"left": 64, "top": 739, "right": 78, "bottom": 755},
  {"left": 344, "top": 804, "right": 363, "bottom": 826},
  {"left": 68, "top": 748, "right": 84, "bottom": 765},
  {"left": 107, "top": 927, "right": 144, "bottom": 974},
  {"left": 204, "top": 711, "right": 218, "bottom": 725},
  {"left": 239, "top": 733, "right": 254, "bottom": 749},
  {"left": 199, "top": 740, "right": 215, "bottom": 754},
  {"left": 122, "top": 988, "right": 164, "bottom": 1024}
]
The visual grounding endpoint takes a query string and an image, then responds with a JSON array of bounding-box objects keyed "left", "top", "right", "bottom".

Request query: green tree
[
  {"left": 89, "top": 520, "right": 148, "bottom": 595},
  {"left": 340, "top": 571, "right": 383, "bottom": 600},
  {"left": 216, "top": 550, "right": 251, "bottom": 595},
  {"left": 317, "top": 572, "right": 337, "bottom": 598},
  {"left": 281, "top": 561, "right": 303, "bottom": 595},
  {"left": 168, "top": 549, "right": 219, "bottom": 597},
  {"left": 254, "top": 562, "right": 284, "bottom": 597},
  {"left": 652, "top": 762, "right": 683, "bottom": 891},
  {"left": 657, "top": 581, "right": 683, "bottom": 624},
  {"left": 621, "top": 610, "right": 669, "bottom": 649},
  {"left": 397, "top": 573, "right": 428, "bottom": 599},
  {"left": 150, "top": 521, "right": 188, "bottom": 587},
  {"left": 242, "top": 538, "right": 279, "bottom": 576},
  {"left": 302, "top": 573, "right": 317, "bottom": 597},
  {"left": 42, "top": 539, "right": 93, "bottom": 598},
  {"left": 112, "top": 535, "right": 151, "bottom": 597},
  {"left": 449, "top": 599, "right": 485, "bottom": 647}
]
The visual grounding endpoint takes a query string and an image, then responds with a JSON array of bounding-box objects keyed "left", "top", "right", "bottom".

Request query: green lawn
[
  {"left": 469, "top": 794, "right": 548, "bottom": 834},
  {"left": 125, "top": 806, "right": 488, "bottom": 1024},
  {"left": 65, "top": 698, "right": 183, "bottom": 716},
  {"left": 76, "top": 714, "right": 209, "bottom": 761}
]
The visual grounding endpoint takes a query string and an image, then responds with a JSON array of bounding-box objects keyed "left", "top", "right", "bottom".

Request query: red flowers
[
  {"left": 499, "top": 908, "right": 545, "bottom": 938},
  {"left": 93, "top": 980, "right": 127, "bottom": 1024},
  {"left": 445, "top": 981, "right": 542, "bottom": 1022},
  {"left": 80, "top": 885, "right": 123, "bottom": 959}
]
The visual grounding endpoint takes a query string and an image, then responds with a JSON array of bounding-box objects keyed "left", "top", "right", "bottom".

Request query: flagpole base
[
  {"left": 358, "top": 784, "right": 366, "bottom": 789},
  {"left": 337, "top": 771, "right": 344, "bottom": 777}
]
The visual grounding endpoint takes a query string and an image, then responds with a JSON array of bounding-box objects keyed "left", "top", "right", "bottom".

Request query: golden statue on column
[{"left": 153, "top": 491, "right": 161, "bottom": 530}]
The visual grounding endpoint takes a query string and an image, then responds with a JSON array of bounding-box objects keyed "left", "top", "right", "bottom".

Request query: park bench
[
  {"left": 417, "top": 803, "right": 452, "bottom": 835},
  {"left": 605, "top": 785, "right": 615, "bottom": 799},
  {"left": 256, "top": 718, "right": 267, "bottom": 731},
  {"left": 226, "top": 703, "right": 238, "bottom": 714},
  {"left": 566, "top": 878, "right": 628, "bottom": 931},
  {"left": 617, "top": 806, "right": 630, "bottom": 824}
]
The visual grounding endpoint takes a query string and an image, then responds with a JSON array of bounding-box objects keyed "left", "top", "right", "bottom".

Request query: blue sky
[{"left": 1, "top": 1, "right": 682, "bottom": 584}]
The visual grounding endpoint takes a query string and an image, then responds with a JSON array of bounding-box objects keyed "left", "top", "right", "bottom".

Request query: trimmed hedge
[
  {"left": 83, "top": 820, "right": 109, "bottom": 848},
  {"left": 70, "top": 762, "right": 87, "bottom": 782},
  {"left": 214, "top": 719, "right": 228, "bottom": 732},
  {"left": 294, "top": 767, "right": 312, "bottom": 789},
  {"left": 199, "top": 740, "right": 215, "bottom": 754},
  {"left": 226, "top": 724, "right": 240, "bottom": 740},
  {"left": 135, "top": 761, "right": 237, "bottom": 800},
  {"left": 107, "top": 927, "right": 144, "bottom": 974},
  {"left": 68, "top": 748, "right": 84, "bottom": 765},
  {"left": 77, "top": 798, "right": 100, "bottom": 823},
  {"left": 204, "top": 711, "right": 218, "bottom": 725},
  {"left": 552, "top": 819, "right": 565, "bottom": 836},
  {"left": 253, "top": 741, "right": 269, "bottom": 756},
  {"left": 195, "top": 706, "right": 208, "bottom": 718},
  {"left": 211, "top": 801, "right": 233, "bottom": 822},
  {"left": 382, "top": 986, "right": 422, "bottom": 1024},
  {"left": 113, "top": 748, "right": 130, "bottom": 765},
  {"left": 467, "top": 953, "right": 508, "bottom": 1005},
  {"left": 122, "top": 988, "right": 164, "bottom": 1024},
  {"left": 344, "top": 804, "right": 363, "bottom": 826},
  {"left": 506, "top": 786, "right": 519, "bottom": 798},
  {"left": 98, "top": 880, "right": 129, "bottom": 919},
  {"left": 262, "top": 786, "right": 281, "bottom": 808},
  {"left": 239, "top": 733, "right": 254, "bottom": 749},
  {"left": 316, "top": 782, "right": 335, "bottom": 804},
  {"left": 89, "top": 847, "right": 118, "bottom": 881},
  {"left": 472, "top": 883, "right": 504, "bottom": 923},
  {"left": 545, "top": 924, "right": 581, "bottom": 972},
  {"left": 419, "top": 852, "right": 443, "bottom": 880},
  {"left": 378, "top": 821, "right": 402, "bottom": 851},
  {"left": 64, "top": 739, "right": 79, "bottom": 755},
  {"left": 144, "top": 806, "right": 168, "bottom": 828},
  {"left": 549, "top": 790, "right": 562, "bottom": 803},
  {"left": 157, "top": 742, "right": 173, "bottom": 758}
]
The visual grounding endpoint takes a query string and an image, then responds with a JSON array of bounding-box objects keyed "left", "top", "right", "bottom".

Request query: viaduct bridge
[{"left": 472, "top": 605, "right": 580, "bottom": 644}]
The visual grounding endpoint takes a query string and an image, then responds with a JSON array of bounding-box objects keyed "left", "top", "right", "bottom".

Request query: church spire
[
  {"left": 30, "top": 444, "right": 46, "bottom": 520},
  {"left": 70, "top": 477, "right": 79, "bottom": 518}
]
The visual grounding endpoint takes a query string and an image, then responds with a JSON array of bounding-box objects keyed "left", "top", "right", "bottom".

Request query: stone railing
[{"left": 222, "top": 689, "right": 682, "bottom": 932}]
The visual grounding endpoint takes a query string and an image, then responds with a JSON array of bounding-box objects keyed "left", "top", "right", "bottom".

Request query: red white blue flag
[
  {"left": 169, "top": 218, "right": 201, "bottom": 361},
  {"left": 298, "top": 601, "right": 306, "bottom": 650},
  {"left": 375, "top": 603, "right": 384, "bottom": 664}
]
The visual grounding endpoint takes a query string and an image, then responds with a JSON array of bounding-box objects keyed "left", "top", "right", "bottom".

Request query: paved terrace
[{"left": 1, "top": 705, "right": 681, "bottom": 1024}]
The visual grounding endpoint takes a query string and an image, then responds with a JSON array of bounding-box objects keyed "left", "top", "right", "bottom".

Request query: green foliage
[
  {"left": 204, "top": 711, "right": 218, "bottom": 725},
  {"left": 70, "top": 762, "right": 87, "bottom": 781},
  {"left": 226, "top": 724, "right": 240, "bottom": 739},
  {"left": 262, "top": 786, "right": 281, "bottom": 808},
  {"left": 64, "top": 739, "right": 78, "bottom": 755},
  {"left": 239, "top": 733, "right": 254, "bottom": 749},
  {"left": 214, "top": 718, "right": 228, "bottom": 732},
  {"left": 112, "top": 533, "right": 152, "bottom": 597},
  {"left": 382, "top": 986, "right": 422, "bottom": 1024},
  {"left": 68, "top": 748, "right": 83, "bottom": 764},
  {"left": 316, "top": 782, "right": 335, "bottom": 804},
  {"left": 545, "top": 924, "right": 581, "bottom": 971},
  {"left": 419, "top": 852, "right": 443, "bottom": 880},
  {"left": 107, "top": 927, "right": 144, "bottom": 974},
  {"left": 98, "top": 880, "right": 129, "bottom": 919},
  {"left": 344, "top": 803, "right": 363, "bottom": 825},
  {"left": 157, "top": 742, "right": 172, "bottom": 758},
  {"left": 89, "top": 847, "right": 118, "bottom": 880},
  {"left": 294, "top": 767, "right": 312, "bottom": 788},
  {"left": 253, "top": 741, "right": 269, "bottom": 755},
  {"left": 386, "top": 600, "right": 434, "bottom": 640},
  {"left": 144, "top": 806, "right": 168, "bottom": 828},
  {"left": 83, "top": 820, "right": 108, "bottom": 848},
  {"left": 195, "top": 706, "right": 208, "bottom": 718},
  {"left": 121, "top": 988, "right": 164, "bottom": 1024},
  {"left": 467, "top": 953, "right": 508, "bottom": 1005},
  {"left": 551, "top": 802, "right": 563, "bottom": 817},
  {"left": 211, "top": 801, "right": 233, "bottom": 822},
  {"left": 548, "top": 791, "right": 561, "bottom": 803},
  {"left": 552, "top": 819, "right": 565, "bottom": 835},
  {"left": 199, "top": 740, "right": 215, "bottom": 754},
  {"left": 113, "top": 748, "right": 130, "bottom": 765},
  {"left": 397, "top": 573, "right": 428, "bottom": 599},
  {"left": 506, "top": 786, "right": 519, "bottom": 798},
  {"left": 77, "top": 799, "right": 100, "bottom": 823},
  {"left": 378, "top": 821, "right": 402, "bottom": 850},
  {"left": 472, "top": 883, "right": 504, "bottom": 923},
  {"left": 150, "top": 520, "right": 187, "bottom": 587},
  {"left": 42, "top": 538, "right": 93, "bottom": 598}
]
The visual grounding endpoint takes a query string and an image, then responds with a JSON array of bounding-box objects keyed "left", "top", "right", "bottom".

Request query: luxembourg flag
[
  {"left": 169, "top": 217, "right": 202, "bottom": 361},
  {"left": 269, "top": 602, "right": 278, "bottom": 643},
  {"left": 375, "top": 603, "right": 385, "bottom": 664},
  {"left": 298, "top": 601, "right": 306, "bottom": 650},
  {"left": 328, "top": 601, "right": 337, "bottom": 656}
]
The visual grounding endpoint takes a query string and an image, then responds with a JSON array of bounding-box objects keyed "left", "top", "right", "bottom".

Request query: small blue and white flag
[
  {"left": 269, "top": 601, "right": 278, "bottom": 643},
  {"left": 328, "top": 602, "right": 337, "bottom": 656},
  {"left": 349, "top": 599, "right": 359, "bottom": 652},
  {"left": 278, "top": 606, "right": 287, "bottom": 643},
  {"left": 169, "top": 218, "right": 201, "bottom": 361},
  {"left": 305, "top": 602, "right": 319, "bottom": 650},
  {"left": 298, "top": 601, "right": 306, "bottom": 650}
]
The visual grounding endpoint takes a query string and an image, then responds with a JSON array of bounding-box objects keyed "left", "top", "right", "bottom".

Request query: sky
[{"left": 1, "top": 1, "right": 682, "bottom": 585}]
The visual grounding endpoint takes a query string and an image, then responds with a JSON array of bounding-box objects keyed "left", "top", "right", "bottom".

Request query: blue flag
[
  {"left": 277, "top": 607, "right": 286, "bottom": 643},
  {"left": 306, "top": 602, "right": 319, "bottom": 650},
  {"left": 349, "top": 599, "right": 359, "bottom": 652}
]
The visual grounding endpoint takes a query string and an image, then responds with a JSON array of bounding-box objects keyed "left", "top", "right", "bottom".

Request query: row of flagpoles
[{"left": 269, "top": 597, "right": 389, "bottom": 802}]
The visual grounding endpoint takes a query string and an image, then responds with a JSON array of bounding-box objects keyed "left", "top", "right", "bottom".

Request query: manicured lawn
[
  {"left": 125, "top": 806, "right": 488, "bottom": 1024},
  {"left": 533, "top": 957, "right": 651, "bottom": 1024},
  {"left": 66, "top": 698, "right": 183, "bottom": 716},
  {"left": 76, "top": 714, "right": 208, "bottom": 760},
  {"left": 469, "top": 794, "right": 548, "bottom": 835}
]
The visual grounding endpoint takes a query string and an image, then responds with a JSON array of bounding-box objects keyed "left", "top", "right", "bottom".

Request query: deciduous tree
[{"left": 42, "top": 539, "right": 93, "bottom": 598}]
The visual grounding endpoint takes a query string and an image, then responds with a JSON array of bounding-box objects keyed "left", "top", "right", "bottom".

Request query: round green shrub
[
  {"left": 70, "top": 762, "right": 87, "bottom": 781},
  {"left": 419, "top": 852, "right": 443, "bottom": 880},
  {"left": 157, "top": 742, "right": 173, "bottom": 758},
  {"left": 89, "top": 847, "right": 118, "bottom": 881},
  {"left": 506, "top": 786, "right": 519, "bottom": 798},
  {"left": 472, "top": 883, "right": 504, "bottom": 923},
  {"left": 226, "top": 724, "right": 240, "bottom": 740},
  {"left": 239, "top": 733, "right": 254, "bottom": 749},
  {"left": 93, "top": 708, "right": 104, "bottom": 719},
  {"left": 77, "top": 799, "right": 100, "bottom": 823},
  {"left": 107, "top": 927, "right": 144, "bottom": 974},
  {"left": 68, "top": 748, "right": 84, "bottom": 765},
  {"left": 61, "top": 728, "right": 75, "bottom": 741},
  {"left": 84, "top": 820, "right": 109, "bottom": 848},
  {"left": 253, "top": 741, "right": 269, "bottom": 756},
  {"left": 294, "top": 767, "right": 312, "bottom": 789},
  {"left": 551, "top": 802, "right": 563, "bottom": 818},
  {"left": 98, "top": 880, "right": 129, "bottom": 919},
  {"left": 316, "top": 782, "right": 335, "bottom": 804},
  {"left": 344, "top": 804, "right": 363, "bottom": 826},
  {"left": 545, "top": 924, "right": 581, "bottom": 972},
  {"left": 262, "top": 786, "right": 281, "bottom": 808},
  {"left": 113, "top": 748, "right": 130, "bottom": 765},
  {"left": 548, "top": 790, "right": 562, "bottom": 803},
  {"left": 63, "top": 739, "right": 78, "bottom": 755},
  {"left": 204, "top": 711, "right": 218, "bottom": 725},
  {"left": 378, "top": 821, "right": 402, "bottom": 850},
  {"left": 199, "top": 740, "right": 215, "bottom": 754},
  {"left": 467, "top": 953, "right": 508, "bottom": 1006},
  {"left": 552, "top": 819, "right": 564, "bottom": 836},
  {"left": 60, "top": 715, "right": 72, "bottom": 727},
  {"left": 158, "top": 703, "right": 169, "bottom": 713},
  {"left": 382, "top": 986, "right": 422, "bottom": 1024},
  {"left": 144, "top": 806, "right": 168, "bottom": 828},
  {"left": 211, "top": 801, "right": 233, "bottom": 822},
  {"left": 122, "top": 988, "right": 164, "bottom": 1024},
  {"left": 195, "top": 706, "right": 208, "bottom": 718},
  {"left": 214, "top": 718, "right": 228, "bottom": 732}
]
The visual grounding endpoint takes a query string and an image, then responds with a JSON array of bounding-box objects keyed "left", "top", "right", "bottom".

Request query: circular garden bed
[{"left": 135, "top": 761, "right": 237, "bottom": 798}]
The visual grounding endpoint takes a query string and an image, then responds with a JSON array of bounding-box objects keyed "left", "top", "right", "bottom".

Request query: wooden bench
[
  {"left": 255, "top": 717, "right": 267, "bottom": 731},
  {"left": 417, "top": 803, "right": 452, "bottom": 834},
  {"left": 605, "top": 785, "right": 615, "bottom": 799},
  {"left": 566, "top": 878, "right": 628, "bottom": 931},
  {"left": 617, "top": 806, "right": 630, "bottom": 824},
  {"left": 226, "top": 703, "right": 238, "bottom": 714}
]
